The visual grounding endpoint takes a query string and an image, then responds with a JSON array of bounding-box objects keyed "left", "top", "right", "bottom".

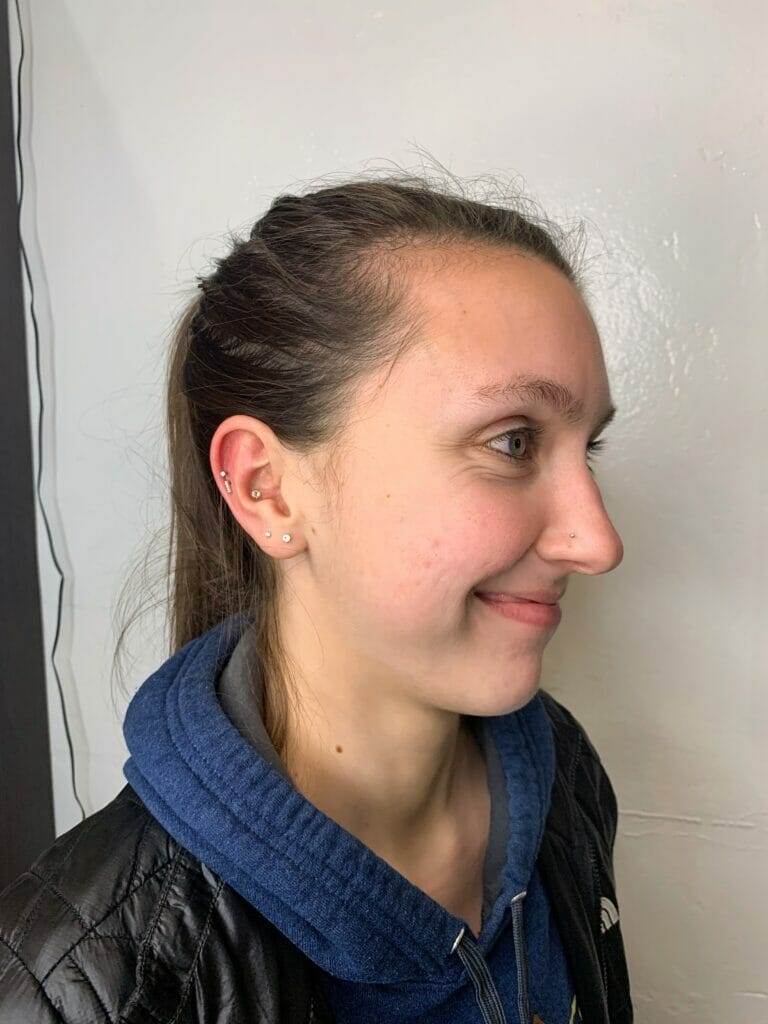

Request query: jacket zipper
[
  {"left": 567, "top": 721, "right": 610, "bottom": 1018},
  {"left": 584, "top": 829, "right": 608, "bottom": 1002}
]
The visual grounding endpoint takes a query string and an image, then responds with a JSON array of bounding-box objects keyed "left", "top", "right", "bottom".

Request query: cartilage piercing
[{"left": 219, "top": 470, "right": 292, "bottom": 542}]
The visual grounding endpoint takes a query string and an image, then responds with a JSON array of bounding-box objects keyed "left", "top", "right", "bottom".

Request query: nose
[{"left": 543, "top": 479, "right": 624, "bottom": 575}]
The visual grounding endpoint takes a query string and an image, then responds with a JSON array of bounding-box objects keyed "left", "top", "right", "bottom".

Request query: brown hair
[{"left": 112, "top": 165, "right": 588, "bottom": 762}]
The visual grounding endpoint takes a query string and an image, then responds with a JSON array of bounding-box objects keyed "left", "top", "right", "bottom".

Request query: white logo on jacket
[{"left": 600, "top": 895, "right": 619, "bottom": 934}]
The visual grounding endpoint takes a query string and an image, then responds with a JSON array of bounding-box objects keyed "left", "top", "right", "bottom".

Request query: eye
[
  {"left": 484, "top": 426, "right": 543, "bottom": 463},
  {"left": 484, "top": 427, "right": 608, "bottom": 474}
]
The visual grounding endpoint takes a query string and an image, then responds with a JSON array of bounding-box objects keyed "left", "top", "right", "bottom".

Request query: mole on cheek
[{"left": 335, "top": 745, "right": 343, "bottom": 754}]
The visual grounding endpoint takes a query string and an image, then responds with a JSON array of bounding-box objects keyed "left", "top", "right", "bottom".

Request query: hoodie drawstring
[
  {"left": 450, "top": 889, "right": 531, "bottom": 1024},
  {"left": 510, "top": 890, "right": 531, "bottom": 1024}
]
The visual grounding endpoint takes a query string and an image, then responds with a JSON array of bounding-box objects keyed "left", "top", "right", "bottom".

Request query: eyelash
[{"left": 485, "top": 425, "right": 608, "bottom": 472}]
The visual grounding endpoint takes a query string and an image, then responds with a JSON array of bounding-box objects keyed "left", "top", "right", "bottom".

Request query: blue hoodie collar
[{"left": 122, "top": 614, "right": 555, "bottom": 991}]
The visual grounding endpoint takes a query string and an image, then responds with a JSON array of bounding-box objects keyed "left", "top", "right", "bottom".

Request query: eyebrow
[{"left": 470, "top": 373, "right": 617, "bottom": 433}]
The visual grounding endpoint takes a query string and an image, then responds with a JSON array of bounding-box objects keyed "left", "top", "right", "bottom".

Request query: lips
[
  {"left": 473, "top": 591, "right": 560, "bottom": 606},
  {"left": 474, "top": 591, "right": 562, "bottom": 627}
]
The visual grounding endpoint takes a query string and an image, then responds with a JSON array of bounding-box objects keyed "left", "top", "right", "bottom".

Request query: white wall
[{"left": 9, "top": 2, "right": 766, "bottom": 1020}]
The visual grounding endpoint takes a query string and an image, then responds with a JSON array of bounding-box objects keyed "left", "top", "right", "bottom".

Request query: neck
[
  {"left": 283, "top": 687, "right": 483, "bottom": 857},
  {"left": 274, "top": 599, "right": 484, "bottom": 864}
]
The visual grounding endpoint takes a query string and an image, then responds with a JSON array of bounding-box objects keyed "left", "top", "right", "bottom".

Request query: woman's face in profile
[
  {"left": 284, "top": 249, "right": 623, "bottom": 716},
  {"left": 235, "top": 248, "right": 624, "bottom": 720}
]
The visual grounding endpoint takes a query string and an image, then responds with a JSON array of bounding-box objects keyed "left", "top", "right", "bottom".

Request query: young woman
[{"left": 0, "top": 174, "right": 633, "bottom": 1023}]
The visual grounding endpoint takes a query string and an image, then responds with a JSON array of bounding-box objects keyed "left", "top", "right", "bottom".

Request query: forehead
[{"left": 403, "top": 250, "right": 610, "bottom": 404}]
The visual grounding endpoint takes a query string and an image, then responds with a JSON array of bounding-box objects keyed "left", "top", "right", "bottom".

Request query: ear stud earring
[{"left": 219, "top": 470, "right": 292, "bottom": 543}]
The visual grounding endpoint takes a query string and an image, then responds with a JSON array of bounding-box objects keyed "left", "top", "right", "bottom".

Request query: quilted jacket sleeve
[
  {"left": 0, "top": 787, "right": 178, "bottom": 1023},
  {"left": 0, "top": 937, "right": 65, "bottom": 1022},
  {"left": 0, "top": 785, "right": 318, "bottom": 1024}
]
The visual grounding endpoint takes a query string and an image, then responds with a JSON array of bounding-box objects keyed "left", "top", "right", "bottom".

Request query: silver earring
[{"left": 220, "top": 469, "right": 292, "bottom": 543}]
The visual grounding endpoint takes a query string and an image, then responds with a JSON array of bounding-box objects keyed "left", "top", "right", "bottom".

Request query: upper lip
[{"left": 475, "top": 589, "right": 565, "bottom": 605}]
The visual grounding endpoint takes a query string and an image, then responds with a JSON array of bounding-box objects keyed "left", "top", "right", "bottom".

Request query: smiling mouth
[
  {"left": 473, "top": 591, "right": 559, "bottom": 606},
  {"left": 473, "top": 591, "right": 563, "bottom": 627}
]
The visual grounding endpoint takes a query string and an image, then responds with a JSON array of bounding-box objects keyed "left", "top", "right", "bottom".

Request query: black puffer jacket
[{"left": 0, "top": 691, "right": 633, "bottom": 1023}]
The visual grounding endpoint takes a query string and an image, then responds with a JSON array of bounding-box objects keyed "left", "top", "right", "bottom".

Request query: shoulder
[
  {"left": 538, "top": 688, "right": 619, "bottom": 849},
  {"left": 0, "top": 785, "right": 185, "bottom": 1020},
  {"left": 0, "top": 785, "right": 307, "bottom": 1022}
]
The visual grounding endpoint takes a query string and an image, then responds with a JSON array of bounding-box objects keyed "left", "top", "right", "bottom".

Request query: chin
[{"left": 461, "top": 673, "right": 542, "bottom": 718}]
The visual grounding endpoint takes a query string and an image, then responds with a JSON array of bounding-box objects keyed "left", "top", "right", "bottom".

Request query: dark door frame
[{"left": 0, "top": 1, "right": 56, "bottom": 891}]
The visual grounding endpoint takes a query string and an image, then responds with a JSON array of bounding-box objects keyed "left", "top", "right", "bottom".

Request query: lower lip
[{"left": 474, "top": 594, "right": 562, "bottom": 628}]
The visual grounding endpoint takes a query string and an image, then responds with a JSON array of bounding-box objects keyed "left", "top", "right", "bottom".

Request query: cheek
[
  {"left": 378, "top": 532, "right": 469, "bottom": 602},
  {"left": 370, "top": 517, "right": 517, "bottom": 622},
  {"left": 332, "top": 464, "right": 529, "bottom": 621},
  {"left": 335, "top": 514, "right": 475, "bottom": 625},
  {"left": 471, "top": 512, "right": 531, "bottom": 564}
]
